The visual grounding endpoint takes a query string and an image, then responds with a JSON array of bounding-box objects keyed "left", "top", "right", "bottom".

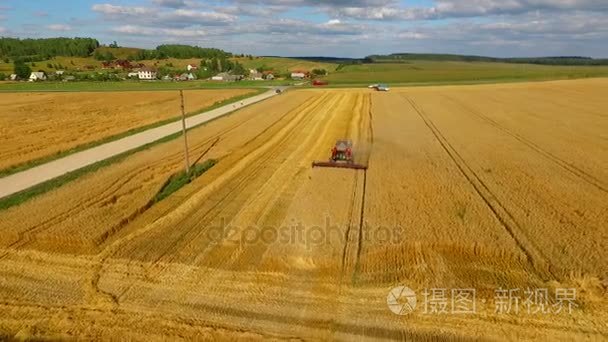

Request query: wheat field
[
  {"left": 0, "top": 79, "right": 606, "bottom": 340},
  {"left": 0, "top": 89, "right": 256, "bottom": 172}
]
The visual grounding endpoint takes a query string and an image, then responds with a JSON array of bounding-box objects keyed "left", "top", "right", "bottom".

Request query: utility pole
[{"left": 180, "top": 90, "right": 190, "bottom": 175}]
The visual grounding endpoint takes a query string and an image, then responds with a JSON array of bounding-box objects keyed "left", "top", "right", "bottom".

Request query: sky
[{"left": 0, "top": 0, "right": 607, "bottom": 58}]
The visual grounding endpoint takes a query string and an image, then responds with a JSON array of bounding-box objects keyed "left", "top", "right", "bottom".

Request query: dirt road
[{"left": 0, "top": 89, "right": 278, "bottom": 199}]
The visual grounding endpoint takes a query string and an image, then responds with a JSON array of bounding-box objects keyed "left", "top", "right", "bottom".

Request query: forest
[
  {"left": 366, "top": 53, "right": 608, "bottom": 66},
  {"left": 0, "top": 38, "right": 100, "bottom": 59},
  {"left": 0, "top": 38, "right": 231, "bottom": 62}
]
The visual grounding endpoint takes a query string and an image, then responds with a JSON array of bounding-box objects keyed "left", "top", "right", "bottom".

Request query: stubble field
[
  {"left": 0, "top": 79, "right": 606, "bottom": 340},
  {"left": 0, "top": 89, "right": 256, "bottom": 172}
]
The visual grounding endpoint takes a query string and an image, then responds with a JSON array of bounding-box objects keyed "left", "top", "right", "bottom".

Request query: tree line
[
  {"left": 365, "top": 53, "right": 608, "bottom": 66},
  {"left": 0, "top": 37, "right": 100, "bottom": 58},
  {"left": 0, "top": 38, "right": 232, "bottom": 61},
  {"left": 129, "top": 45, "right": 231, "bottom": 61}
]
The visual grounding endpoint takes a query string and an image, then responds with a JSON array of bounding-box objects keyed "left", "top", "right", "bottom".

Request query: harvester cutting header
[{"left": 312, "top": 140, "right": 367, "bottom": 170}]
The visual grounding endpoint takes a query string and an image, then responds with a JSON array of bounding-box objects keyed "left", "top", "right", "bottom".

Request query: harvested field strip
[{"left": 404, "top": 95, "right": 554, "bottom": 278}]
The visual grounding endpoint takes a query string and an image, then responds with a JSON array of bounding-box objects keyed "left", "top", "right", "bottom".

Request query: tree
[
  {"left": 0, "top": 73, "right": 6, "bottom": 80},
  {"left": 232, "top": 61, "right": 246, "bottom": 76},
  {"left": 94, "top": 51, "right": 115, "bottom": 61},
  {"left": 109, "top": 41, "right": 119, "bottom": 48},
  {"left": 14, "top": 60, "right": 32, "bottom": 79},
  {"left": 311, "top": 68, "right": 327, "bottom": 76}
]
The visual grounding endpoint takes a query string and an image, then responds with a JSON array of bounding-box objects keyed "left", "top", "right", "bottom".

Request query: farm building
[
  {"left": 9, "top": 74, "right": 18, "bottom": 81},
  {"left": 177, "top": 73, "right": 197, "bottom": 81},
  {"left": 212, "top": 73, "right": 242, "bottom": 81},
  {"left": 29, "top": 72, "right": 47, "bottom": 82},
  {"left": 187, "top": 64, "right": 198, "bottom": 71},
  {"left": 138, "top": 67, "right": 157, "bottom": 80},
  {"left": 250, "top": 72, "right": 264, "bottom": 80},
  {"left": 290, "top": 71, "right": 308, "bottom": 79}
]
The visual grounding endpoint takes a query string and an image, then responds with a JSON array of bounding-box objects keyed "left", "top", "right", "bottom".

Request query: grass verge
[
  {"left": 154, "top": 159, "right": 217, "bottom": 203},
  {"left": 0, "top": 88, "right": 266, "bottom": 178}
]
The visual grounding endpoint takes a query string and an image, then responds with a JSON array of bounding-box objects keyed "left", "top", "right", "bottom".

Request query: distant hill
[{"left": 367, "top": 53, "right": 608, "bottom": 66}]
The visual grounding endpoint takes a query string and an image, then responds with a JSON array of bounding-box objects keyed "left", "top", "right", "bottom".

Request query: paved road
[{"left": 0, "top": 89, "right": 281, "bottom": 200}]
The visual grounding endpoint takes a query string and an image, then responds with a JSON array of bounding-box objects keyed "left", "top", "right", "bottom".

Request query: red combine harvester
[
  {"left": 312, "top": 140, "right": 367, "bottom": 170},
  {"left": 312, "top": 79, "right": 328, "bottom": 86}
]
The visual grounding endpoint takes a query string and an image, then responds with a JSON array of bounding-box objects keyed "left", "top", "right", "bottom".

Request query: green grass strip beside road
[
  {"left": 154, "top": 159, "right": 217, "bottom": 203},
  {"left": 0, "top": 88, "right": 266, "bottom": 178}
]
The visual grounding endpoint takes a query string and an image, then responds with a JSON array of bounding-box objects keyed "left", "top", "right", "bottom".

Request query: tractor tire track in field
[
  {"left": 340, "top": 94, "right": 369, "bottom": 278},
  {"left": 350, "top": 94, "right": 374, "bottom": 282},
  {"left": 403, "top": 95, "right": 557, "bottom": 280},
  {"left": 442, "top": 94, "right": 608, "bottom": 194}
]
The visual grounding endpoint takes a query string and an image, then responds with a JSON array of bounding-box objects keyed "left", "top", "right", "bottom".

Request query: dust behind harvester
[{"left": 312, "top": 140, "right": 367, "bottom": 170}]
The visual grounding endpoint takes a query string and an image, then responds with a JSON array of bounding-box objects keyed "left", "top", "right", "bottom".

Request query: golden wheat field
[
  {"left": 0, "top": 89, "right": 256, "bottom": 171},
  {"left": 0, "top": 79, "right": 607, "bottom": 340}
]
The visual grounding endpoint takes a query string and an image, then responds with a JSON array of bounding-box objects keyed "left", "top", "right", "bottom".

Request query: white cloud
[
  {"left": 47, "top": 24, "right": 73, "bottom": 31},
  {"left": 92, "top": 3, "right": 236, "bottom": 27},
  {"left": 92, "top": 4, "right": 154, "bottom": 16}
]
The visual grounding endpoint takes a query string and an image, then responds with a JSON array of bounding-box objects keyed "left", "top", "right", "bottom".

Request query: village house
[
  {"left": 290, "top": 70, "right": 308, "bottom": 80},
  {"left": 29, "top": 72, "right": 47, "bottom": 82},
  {"left": 138, "top": 67, "right": 157, "bottom": 80},
  {"left": 177, "top": 73, "right": 197, "bottom": 81},
  {"left": 187, "top": 64, "right": 198, "bottom": 71},
  {"left": 211, "top": 72, "right": 230, "bottom": 81},
  {"left": 9, "top": 74, "right": 18, "bottom": 81},
  {"left": 212, "top": 72, "right": 243, "bottom": 81},
  {"left": 263, "top": 71, "right": 275, "bottom": 80},
  {"left": 250, "top": 72, "right": 264, "bottom": 81}
]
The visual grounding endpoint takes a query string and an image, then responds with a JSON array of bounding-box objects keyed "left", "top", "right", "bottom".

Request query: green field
[
  {"left": 324, "top": 61, "right": 608, "bottom": 85},
  {"left": 4, "top": 58, "right": 608, "bottom": 91},
  {"left": 234, "top": 56, "right": 338, "bottom": 74}
]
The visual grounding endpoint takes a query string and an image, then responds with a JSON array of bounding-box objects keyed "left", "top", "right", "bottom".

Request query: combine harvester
[{"left": 312, "top": 140, "right": 367, "bottom": 170}]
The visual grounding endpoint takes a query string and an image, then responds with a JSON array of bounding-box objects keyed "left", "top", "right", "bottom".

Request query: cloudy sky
[{"left": 1, "top": 0, "right": 607, "bottom": 57}]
